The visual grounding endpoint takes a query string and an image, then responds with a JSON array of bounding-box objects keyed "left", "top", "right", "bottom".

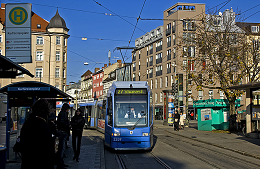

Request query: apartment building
[
  {"left": 0, "top": 4, "right": 69, "bottom": 91},
  {"left": 132, "top": 3, "right": 246, "bottom": 118},
  {"left": 92, "top": 68, "right": 104, "bottom": 99},
  {"left": 80, "top": 70, "right": 93, "bottom": 100}
]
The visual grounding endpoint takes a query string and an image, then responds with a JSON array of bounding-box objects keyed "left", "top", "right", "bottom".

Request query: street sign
[{"left": 5, "top": 3, "right": 32, "bottom": 63}]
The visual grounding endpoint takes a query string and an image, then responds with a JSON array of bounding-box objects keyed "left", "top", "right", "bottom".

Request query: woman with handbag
[{"left": 70, "top": 108, "right": 85, "bottom": 162}]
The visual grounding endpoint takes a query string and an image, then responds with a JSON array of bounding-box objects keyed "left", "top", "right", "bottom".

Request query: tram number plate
[{"left": 113, "top": 138, "right": 122, "bottom": 142}]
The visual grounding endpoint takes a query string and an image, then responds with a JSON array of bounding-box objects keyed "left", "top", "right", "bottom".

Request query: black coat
[
  {"left": 57, "top": 111, "right": 70, "bottom": 133},
  {"left": 70, "top": 114, "right": 85, "bottom": 132},
  {"left": 20, "top": 116, "right": 54, "bottom": 169}
]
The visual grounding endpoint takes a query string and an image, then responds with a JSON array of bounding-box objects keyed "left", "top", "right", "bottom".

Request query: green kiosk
[{"left": 193, "top": 99, "right": 240, "bottom": 131}]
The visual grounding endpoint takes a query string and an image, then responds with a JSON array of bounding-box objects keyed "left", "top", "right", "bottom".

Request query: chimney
[
  {"left": 1, "top": 3, "right": 6, "bottom": 9},
  {"left": 117, "top": 60, "right": 122, "bottom": 68},
  {"left": 104, "top": 64, "right": 107, "bottom": 68},
  {"left": 109, "top": 63, "right": 111, "bottom": 66},
  {"left": 94, "top": 68, "right": 100, "bottom": 73}
]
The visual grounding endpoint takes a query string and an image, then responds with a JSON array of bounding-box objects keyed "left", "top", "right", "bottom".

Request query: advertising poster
[
  {"left": 201, "top": 108, "right": 212, "bottom": 121},
  {"left": 168, "top": 95, "right": 174, "bottom": 124}
]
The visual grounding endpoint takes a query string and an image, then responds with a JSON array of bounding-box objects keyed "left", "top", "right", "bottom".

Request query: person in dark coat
[
  {"left": 48, "top": 111, "right": 58, "bottom": 163},
  {"left": 20, "top": 99, "right": 54, "bottom": 169},
  {"left": 70, "top": 108, "right": 85, "bottom": 162},
  {"left": 57, "top": 103, "right": 70, "bottom": 169},
  {"left": 174, "top": 110, "right": 180, "bottom": 131}
]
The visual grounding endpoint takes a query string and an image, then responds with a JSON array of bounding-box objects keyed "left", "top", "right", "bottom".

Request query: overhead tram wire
[
  {"left": 5, "top": 0, "right": 137, "bottom": 19},
  {"left": 92, "top": 0, "right": 146, "bottom": 34},
  {"left": 122, "top": 0, "right": 147, "bottom": 62}
]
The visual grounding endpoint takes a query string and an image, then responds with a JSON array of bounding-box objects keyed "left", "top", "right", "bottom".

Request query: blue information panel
[{"left": 7, "top": 87, "right": 50, "bottom": 91}]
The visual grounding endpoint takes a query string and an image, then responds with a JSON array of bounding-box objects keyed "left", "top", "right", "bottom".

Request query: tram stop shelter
[
  {"left": 0, "top": 81, "right": 74, "bottom": 161},
  {"left": 230, "top": 82, "right": 260, "bottom": 137},
  {"left": 193, "top": 99, "right": 240, "bottom": 131}
]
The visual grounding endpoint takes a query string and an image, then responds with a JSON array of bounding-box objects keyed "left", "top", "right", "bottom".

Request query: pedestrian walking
[
  {"left": 179, "top": 112, "right": 185, "bottom": 130},
  {"left": 57, "top": 103, "right": 71, "bottom": 169},
  {"left": 174, "top": 110, "right": 180, "bottom": 131},
  {"left": 20, "top": 99, "right": 54, "bottom": 169},
  {"left": 70, "top": 108, "right": 85, "bottom": 162}
]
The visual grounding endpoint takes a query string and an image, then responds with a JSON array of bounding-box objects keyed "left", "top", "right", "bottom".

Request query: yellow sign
[{"left": 9, "top": 7, "right": 28, "bottom": 25}]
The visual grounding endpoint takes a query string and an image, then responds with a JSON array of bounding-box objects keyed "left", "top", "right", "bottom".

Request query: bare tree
[{"left": 184, "top": 8, "right": 252, "bottom": 131}]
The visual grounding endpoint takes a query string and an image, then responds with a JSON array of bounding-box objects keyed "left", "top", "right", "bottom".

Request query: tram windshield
[{"left": 114, "top": 95, "right": 148, "bottom": 127}]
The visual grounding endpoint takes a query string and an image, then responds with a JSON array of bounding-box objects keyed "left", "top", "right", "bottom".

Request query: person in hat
[{"left": 70, "top": 108, "right": 85, "bottom": 162}]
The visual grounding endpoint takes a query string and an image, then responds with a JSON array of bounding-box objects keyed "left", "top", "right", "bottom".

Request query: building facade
[
  {"left": 92, "top": 68, "right": 104, "bottom": 99},
  {"left": 132, "top": 3, "right": 246, "bottom": 119},
  {"left": 80, "top": 70, "right": 93, "bottom": 100},
  {"left": 0, "top": 4, "right": 69, "bottom": 91}
]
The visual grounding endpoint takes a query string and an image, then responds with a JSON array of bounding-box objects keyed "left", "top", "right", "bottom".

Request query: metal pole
[{"left": 186, "top": 57, "right": 189, "bottom": 127}]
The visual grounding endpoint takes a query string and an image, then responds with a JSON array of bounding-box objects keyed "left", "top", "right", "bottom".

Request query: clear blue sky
[{"left": 2, "top": 0, "right": 260, "bottom": 84}]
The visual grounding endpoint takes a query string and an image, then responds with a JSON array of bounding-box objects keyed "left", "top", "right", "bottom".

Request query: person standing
[
  {"left": 70, "top": 108, "right": 85, "bottom": 162},
  {"left": 179, "top": 112, "right": 185, "bottom": 130},
  {"left": 20, "top": 99, "right": 54, "bottom": 169},
  {"left": 57, "top": 103, "right": 70, "bottom": 169},
  {"left": 174, "top": 110, "right": 180, "bottom": 131}
]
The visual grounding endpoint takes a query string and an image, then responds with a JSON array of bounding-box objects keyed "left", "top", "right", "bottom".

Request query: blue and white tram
[{"left": 104, "top": 81, "right": 153, "bottom": 150}]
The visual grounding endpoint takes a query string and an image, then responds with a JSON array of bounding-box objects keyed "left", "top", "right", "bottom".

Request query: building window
[
  {"left": 188, "top": 90, "right": 192, "bottom": 101},
  {"left": 183, "top": 46, "right": 196, "bottom": 57},
  {"left": 160, "top": 77, "right": 162, "bottom": 88},
  {"left": 172, "top": 34, "right": 176, "bottom": 45},
  {"left": 209, "top": 90, "right": 213, "bottom": 99},
  {"left": 183, "top": 19, "right": 196, "bottom": 31},
  {"left": 63, "top": 53, "right": 66, "bottom": 62},
  {"left": 100, "top": 73, "right": 103, "bottom": 78},
  {"left": 156, "top": 53, "right": 162, "bottom": 64},
  {"left": 55, "top": 85, "right": 59, "bottom": 89},
  {"left": 160, "top": 93, "right": 163, "bottom": 102},
  {"left": 220, "top": 91, "right": 225, "bottom": 99},
  {"left": 56, "top": 36, "right": 61, "bottom": 45},
  {"left": 37, "top": 24, "right": 41, "bottom": 29},
  {"left": 155, "top": 93, "right": 158, "bottom": 103},
  {"left": 139, "top": 61, "right": 141, "bottom": 70},
  {"left": 94, "top": 76, "right": 96, "bottom": 80},
  {"left": 36, "top": 36, "right": 44, "bottom": 45},
  {"left": 63, "top": 69, "right": 66, "bottom": 78},
  {"left": 100, "top": 81, "right": 103, "bottom": 86},
  {"left": 165, "top": 76, "right": 168, "bottom": 87},
  {"left": 0, "top": 35, "right": 2, "bottom": 42},
  {"left": 100, "top": 90, "right": 102, "bottom": 95},
  {"left": 133, "top": 73, "right": 136, "bottom": 81},
  {"left": 56, "top": 51, "right": 60, "bottom": 61},
  {"left": 155, "top": 79, "right": 158, "bottom": 89},
  {"left": 0, "top": 49, "right": 2, "bottom": 55},
  {"left": 133, "top": 62, "right": 136, "bottom": 71},
  {"left": 156, "top": 65, "right": 163, "bottom": 76},
  {"left": 97, "top": 74, "right": 99, "bottom": 79},
  {"left": 97, "top": 83, "right": 99, "bottom": 87},
  {"left": 36, "top": 51, "right": 43, "bottom": 61},
  {"left": 17, "top": 70, "right": 24, "bottom": 77},
  {"left": 167, "top": 36, "right": 171, "bottom": 47},
  {"left": 198, "top": 90, "right": 203, "bottom": 100},
  {"left": 251, "top": 26, "right": 259, "bottom": 33},
  {"left": 55, "top": 68, "right": 60, "bottom": 78},
  {"left": 64, "top": 38, "right": 66, "bottom": 46},
  {"left": 167, "top": 49, "right": 171, "bottom": 60},
  {"left": 173, "top": 47, "right": 176, "bottom": 58},
  {"left": 151, "top": 79, "right": 153, "bottom": 89},
  {"left": 139, "top": 72, "right": 141, "bottom": 81},
  {"left": 36, "top": 68, "right": 43, "bottom": 78},
  {"left": 171, "top": 75, "right": 174, "bottom": 85}
]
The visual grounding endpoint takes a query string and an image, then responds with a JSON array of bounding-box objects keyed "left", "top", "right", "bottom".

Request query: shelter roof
[{"left": 0, "top": 55, "right": 34, "bottom": 78}]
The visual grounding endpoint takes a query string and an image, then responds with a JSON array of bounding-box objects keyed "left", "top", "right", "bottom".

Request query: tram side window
[
  {"left": 150, "top": 96, "right": 153, "bottom": 125},
  {"left": 107, "top": 96, "right": 113, "bottom": 126}
]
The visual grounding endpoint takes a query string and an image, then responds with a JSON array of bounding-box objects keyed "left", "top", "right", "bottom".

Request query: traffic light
[{"left": 172, "top": 83, "right": 178, "bottom": 95}]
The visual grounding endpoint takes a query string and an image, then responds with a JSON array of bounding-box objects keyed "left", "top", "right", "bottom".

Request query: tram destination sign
[{"left": 116, "top": 89, "right": 147, "bottom": 95}]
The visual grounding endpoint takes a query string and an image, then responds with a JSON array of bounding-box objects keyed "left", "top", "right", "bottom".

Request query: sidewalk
[
  {"left": 6, "top": 129, "right": 105, "bottom": 169},
  {"left": 154, "top": 120, "right": 260, "bottom": 159}
]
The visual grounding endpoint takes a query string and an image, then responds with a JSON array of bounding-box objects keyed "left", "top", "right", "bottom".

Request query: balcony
[
  {"left": 156, "top": 70, "right": 162, "bottom": 76},
  {"left": 167, "top": 68, "right": 171, "bottom": 74},
  {"left": 167, "top": 54, "right": 171, "bottom": 60},
  {"left": 166, "top": 28, "right": 171, "bottom": 36},
  {"left": 149, "top": 61, "right": 153, "bottom": 66},
  {"left": 156, "top": 58, "right": 162, "bottom": 64},
  {"left": 156, "top": 45, "right": 162, "bottom": 52}
]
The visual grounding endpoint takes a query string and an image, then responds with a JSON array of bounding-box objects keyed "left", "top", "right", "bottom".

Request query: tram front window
[{"left": 114, "top": 95, "right": 148, "bottom": 127}]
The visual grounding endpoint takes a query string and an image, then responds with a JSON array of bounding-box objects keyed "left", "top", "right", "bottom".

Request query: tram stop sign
[{"left": 5, "top": 3, "right": 32, "bottom": 63}]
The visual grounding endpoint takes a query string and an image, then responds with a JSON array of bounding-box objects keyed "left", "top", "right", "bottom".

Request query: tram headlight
[
  {"left": 113, "top": 133, "right": 120, "bottom": 136},
  {"left": 142, "top": 133, "right": 149, "bottom": 136}
]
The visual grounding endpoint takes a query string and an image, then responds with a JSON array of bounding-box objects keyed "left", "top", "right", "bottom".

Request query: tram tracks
[
  {"left": 156, "top": 129, "right": 260, "bottom": 169},
  {"left": 115, "top": 152, "right": 172, "bottom": 169}
]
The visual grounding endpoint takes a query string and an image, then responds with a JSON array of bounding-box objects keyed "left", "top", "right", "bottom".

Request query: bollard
[{"left": 0, "top": 145, "right": 7, "bottom": 169}]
